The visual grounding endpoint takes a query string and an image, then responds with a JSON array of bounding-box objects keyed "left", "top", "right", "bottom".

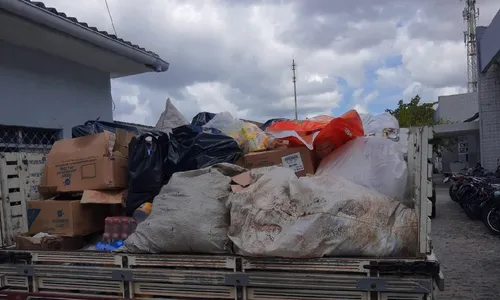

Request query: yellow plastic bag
[{"left": 203, "top": 112, "right": 275, "bottom": 153}]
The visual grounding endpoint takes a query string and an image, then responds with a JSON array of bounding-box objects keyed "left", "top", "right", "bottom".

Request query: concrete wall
[
  {"left": 436, "top": 92, "right": 478, "bottom": 122},
  {"left": 477, "top": 62, "right": 500, "bottom": 170},
  {"left": 477, "top": 23, "right": 500, "bottom": 170},
  {"left": 0, "top": 40, "right": 113, "bottom": 138},
  {"left": 434, "top": 93, "right": 480, "bottom": 172},
  {"left": 478, "top": 10, "right": 500, "bottom": 72},
  {"left": 440, "top": 132, "right": 480, "bottom": 173}
]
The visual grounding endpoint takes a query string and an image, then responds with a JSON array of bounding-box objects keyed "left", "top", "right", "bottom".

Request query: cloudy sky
[{"left": 41, "top": 0, "right": 499, "bottom": 125}]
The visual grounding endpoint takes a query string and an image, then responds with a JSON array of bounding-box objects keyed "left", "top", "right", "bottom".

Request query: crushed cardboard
[
  {"left": 230, "top": 171, "right": 252, "bottom": 193},
  {"left": 16, "top": 233, "right": 83, "bottom": 251},
  {"left": 239, "top": 146, "right": 316, "bottom": 177},
  {"left": 81, "top": 189, "right": 125, "bottom": 205}
]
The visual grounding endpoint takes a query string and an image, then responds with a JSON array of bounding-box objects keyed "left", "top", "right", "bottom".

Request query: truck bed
[
  {"left": 0, "top": 127, "right": 441, "bottom": 299},
  {"left": 0, "top": 250, "right": 442, "bottom": 300}
]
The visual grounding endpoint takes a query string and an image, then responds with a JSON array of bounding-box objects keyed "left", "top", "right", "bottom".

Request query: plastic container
[{"left": 133, "top": 202, "right": 152, "bottom": 224}]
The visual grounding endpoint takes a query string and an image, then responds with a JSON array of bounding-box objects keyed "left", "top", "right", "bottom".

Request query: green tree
[
  {"left": 385, "top": 95, "right": 454, "bottom": 155},
  {"left": 385, "top": 95, "right": 440, "bottom": 127}
]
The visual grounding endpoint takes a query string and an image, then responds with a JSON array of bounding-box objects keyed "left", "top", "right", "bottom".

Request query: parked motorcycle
[
  {"left": 456, "top": 177, "right": 480, "bottom": 208},
  {"left": 445, "top": 174, "right": 471, "bottom": 203},
  {"left": 481, "top": 191, "right": 500, "bottom": 235},
  {"left": 461, "top": 178, "right": 500, "bottom": 220},
  {"left": 443, "top": 160, "right": 500, "bottom": 235}
]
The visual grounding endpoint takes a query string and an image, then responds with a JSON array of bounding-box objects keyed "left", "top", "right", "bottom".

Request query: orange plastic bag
[{"left": 266, "top": 110, "right": 364, "bottom": 158}]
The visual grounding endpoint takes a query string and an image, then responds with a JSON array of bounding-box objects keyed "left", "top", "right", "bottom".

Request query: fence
[
  {"left": 0, "top": 125, "right": 61, "bottom": 153},
  {"left": 0, "top": 125, "right": 60, "bottom": 247}
]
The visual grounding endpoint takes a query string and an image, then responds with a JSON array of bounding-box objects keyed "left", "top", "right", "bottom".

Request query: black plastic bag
[
  {"left": 165, "top": 125, "right": 243, "bottom": 181},
  {"left": 125, "top": 133, "right": 169, "bottom": 216},
  {"left": 72, "top": 120, "right": 163, "bottom": 138},
  {"left": 191, "top": 112, "right": 216, "bottom": 127},
  {"left": 126, "top": 124, "right": 243, "bottom": 215}
]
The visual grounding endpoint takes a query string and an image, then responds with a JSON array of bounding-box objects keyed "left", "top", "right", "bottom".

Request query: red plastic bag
[{"left": 266, "top": 110, "right": 364, "bottom": 158}]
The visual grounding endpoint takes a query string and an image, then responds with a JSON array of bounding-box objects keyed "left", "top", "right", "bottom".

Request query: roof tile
[{"left": 23, "top": 0, "right": 160, "bottom": 58}]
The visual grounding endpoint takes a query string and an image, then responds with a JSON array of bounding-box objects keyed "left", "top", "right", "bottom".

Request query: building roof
[
  {"left": 114, "top": 120, "right": 155, "bottom": 130},
  {"left": 0, "top": 0, "right": 169, "bottom": 77},
  {"left": 24, "top": 0, "right": 160, "bottom": 58}
]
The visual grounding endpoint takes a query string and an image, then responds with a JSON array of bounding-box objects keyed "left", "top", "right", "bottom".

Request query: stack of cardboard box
[{"left": 18, "top": 130, "right": 135, "bottom": 250}]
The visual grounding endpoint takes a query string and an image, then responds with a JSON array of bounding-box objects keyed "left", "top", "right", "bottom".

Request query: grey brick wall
[
  {"left": 478, "top": 63, "right": 500, "bottom": 170},
  {"left": 477, "top": 23, "right": 500, "bottom": 170}
]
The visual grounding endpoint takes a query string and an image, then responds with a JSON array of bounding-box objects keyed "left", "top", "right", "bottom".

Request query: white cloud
[
  {"left": 39, "top": 0, "right": 499, "bottom": 125},
  {"left": 351, "top": 88, "right": 380, "bottom": 114},
  {"left": 178, "top": 82, "right": 250, "bottom": 120}
]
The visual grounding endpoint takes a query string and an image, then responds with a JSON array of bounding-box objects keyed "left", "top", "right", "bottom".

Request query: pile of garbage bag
[
  {"left": 123, "top": 164, "right": 417, "bottom": 257},
  {"left": 117, "top": 106, "right": 418, "bottom": 257},
  {"left": 64, "top": 102, "right": 416, "bottom": 258}
]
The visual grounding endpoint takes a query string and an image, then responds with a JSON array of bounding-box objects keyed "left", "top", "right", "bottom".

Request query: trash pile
[{"left": 20, "top": 101, "right": 416, "bottom": 258}]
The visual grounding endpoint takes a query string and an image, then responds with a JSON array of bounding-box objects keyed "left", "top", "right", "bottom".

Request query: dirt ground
[{"left": 432, "top": 186, "right": 500, "bottom": 300}]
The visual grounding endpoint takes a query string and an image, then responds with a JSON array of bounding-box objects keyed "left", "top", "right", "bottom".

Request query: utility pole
[{"left": 292, "top": 59, "right": 298, "bottom": 120}]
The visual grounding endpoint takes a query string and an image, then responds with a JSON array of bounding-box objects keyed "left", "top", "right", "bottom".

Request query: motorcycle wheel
[
  {"left": 463, "top": 193, "right": 481, "bottom": 220},
  {"left": 458, "top": 186, "right": 475, "bottom": 209},
  {"left": 451, "top": 184, "right": 461, "bottom": 202},
  {"left": 481, "top": 199, "right": 500, "bottom": 235},
  {"left": 449, "top": 184, "right": 457, "bottom": 201}
]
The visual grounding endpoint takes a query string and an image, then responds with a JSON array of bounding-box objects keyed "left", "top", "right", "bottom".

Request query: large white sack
[
  {"left": 316, "top": 136, "right": 408, "bottom": 200},
  {"left": 359, "top": 112, "right": 399, "bottom": 136},
  {"left": 359, "top": 113, "right": 408, "bottom": 153},
  {"left": 122, "top": 163, "right": 245, "bottom": 254},
  {"left": 228, "top": 167, "right": 418, "bottom": 258}
]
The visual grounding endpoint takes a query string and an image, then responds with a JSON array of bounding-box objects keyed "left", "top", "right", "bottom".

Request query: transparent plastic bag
[
  {"left": 315, "top": 136, "right": 408, "bottom": 200},
  {"left": 203, "top": 112, "right": 275, "bottom": 153}
]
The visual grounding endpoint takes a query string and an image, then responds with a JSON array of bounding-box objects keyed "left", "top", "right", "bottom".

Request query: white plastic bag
[
  {"left": 359, "top": 112, "right": 399, "bottom": 136},
  {"left": 228, "top": 167, "right": 418, "bottom": 258},
  {"left": 315, "top": 136, "right": 408, "bottom": 199}
]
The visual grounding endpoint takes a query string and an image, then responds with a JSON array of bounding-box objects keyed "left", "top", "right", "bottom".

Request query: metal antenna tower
[
  {"left": 292, "top": 59, "right": 298, "bottom": 120},
  {"left": 461, "top": 0, "right": 479, "bottom": 92}
]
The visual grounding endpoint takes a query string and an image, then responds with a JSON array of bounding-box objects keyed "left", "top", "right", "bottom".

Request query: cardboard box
[
  {"left": 240, "top": 147, "right": 316, "bottom": 177},
  {"left": 43, "top": 130, "right": 132, "bottom": 192},
  {"left": 80, "top": 189, "right": 125, "bottom": 205},
  {"left": 115, "top": 129, "right": 136, "bottom": 157},
  {"left": 16, "top": 233, "right": 84, "bottom": 251},
  {"left": 27, "top": 200, "right": 108, "bottom": 236}
]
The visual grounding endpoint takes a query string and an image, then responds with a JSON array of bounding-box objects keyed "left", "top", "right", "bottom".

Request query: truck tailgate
[{"left": 0, "top": 250, "right": 440, "bottom": 300}]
